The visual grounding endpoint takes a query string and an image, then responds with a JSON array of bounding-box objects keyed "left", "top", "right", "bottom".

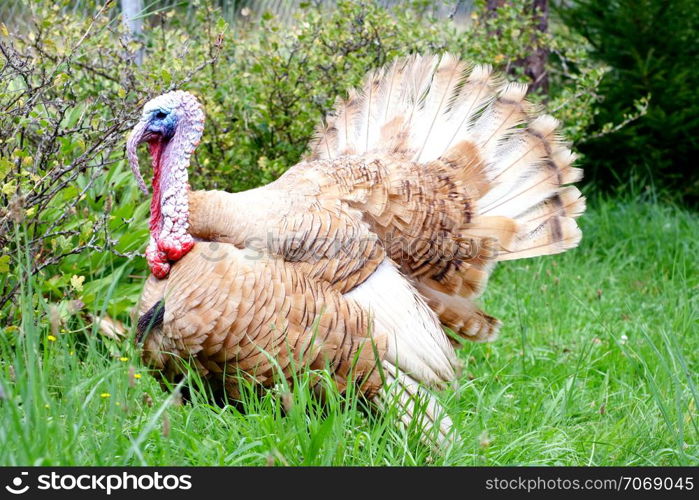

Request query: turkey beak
[{"left": 127, "top": 119, "right": 151, "bottom": 195}]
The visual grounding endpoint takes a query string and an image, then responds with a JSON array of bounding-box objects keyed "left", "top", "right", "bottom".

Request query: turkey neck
[
  {"left": 187, "top": 186, "right": 284, "bottom": 247},
  {"left": 150, "top": 120, "right": 201, "bottom": 245}
]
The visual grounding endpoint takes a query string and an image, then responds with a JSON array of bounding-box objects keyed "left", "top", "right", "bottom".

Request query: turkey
[{"left": 127, "top": 54, "right": 585, "bottom": 445}]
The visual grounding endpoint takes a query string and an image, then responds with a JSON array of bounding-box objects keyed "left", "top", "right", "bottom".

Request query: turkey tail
[
  {"left": 373, "top": 360, "right": 457, "bottom": 448},
  {"left": 310, "top": 54, "right": 585, "bottom": 344},
  {"left": 310, "top": 54, "right": 498, "bottom": 162}
]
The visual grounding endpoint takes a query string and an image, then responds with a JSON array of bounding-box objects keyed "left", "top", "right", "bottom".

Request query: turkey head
[{"left": 127, "top": 91, "right": 204, "bottom": 278}]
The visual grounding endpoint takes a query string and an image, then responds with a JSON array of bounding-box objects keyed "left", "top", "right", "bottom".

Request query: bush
[
  {"left": 0, "top": 0, "right": 603, "bottom": 330},
  {"left": 559, "top": 0, "right": 699, "bottom": 204}
]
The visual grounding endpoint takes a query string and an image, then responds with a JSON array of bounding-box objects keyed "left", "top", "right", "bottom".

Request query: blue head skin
[
  {"left": 146, "top": 108, "right": 178, "bottom": 141},
  {"left": 127, "top": 90, "right": 204, "bottom": 195}
]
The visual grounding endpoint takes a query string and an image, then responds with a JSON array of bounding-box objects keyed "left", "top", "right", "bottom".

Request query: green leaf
[
  {"left": 0, "top": 158, "right": 11, "bottom": 181},
  {"left": 0, "top": 255, "right": 10, "bottom": 274}
]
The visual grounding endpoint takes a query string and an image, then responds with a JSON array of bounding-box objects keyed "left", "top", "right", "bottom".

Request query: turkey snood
[{"left": 127, "top": 91, "right": 204, "bottom": 278}]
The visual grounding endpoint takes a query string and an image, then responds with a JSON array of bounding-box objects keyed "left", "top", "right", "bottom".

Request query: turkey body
[
  {"left": 138, "top": 243, "right": 387, "bottom": 399},
  {"left": 133, "top": 54, "right": 585, "bottom": 445}
]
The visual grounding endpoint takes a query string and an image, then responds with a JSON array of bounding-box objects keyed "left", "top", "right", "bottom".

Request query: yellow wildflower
[
  {"left": 100, "top": 393, "right": 111, "bottom": 399},
  {"left": 47, "top": 335, "right": 57, "bottom": 342},
  {"left": 70, "top": 275, "right": 85, "bottom": 292}
]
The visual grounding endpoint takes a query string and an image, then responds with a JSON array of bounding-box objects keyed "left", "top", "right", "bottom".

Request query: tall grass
[{"left": 0, "top": 195, "right": 696, "bottom": 465}]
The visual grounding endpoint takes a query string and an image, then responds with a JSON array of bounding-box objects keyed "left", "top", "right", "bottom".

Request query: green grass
[{"left": 0, "top": 195, "right": 697, "bottom": 466}]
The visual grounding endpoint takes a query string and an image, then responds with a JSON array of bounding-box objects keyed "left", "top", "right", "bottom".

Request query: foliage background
[
  {"left": 560, "top": 0, "right": 699, "bottom": 203},
  {"left": 0, "top": 0, "right": 696, "bottom": 466},
  {"left": 0, "top": 0, "right": 606, "bottom": 324}
]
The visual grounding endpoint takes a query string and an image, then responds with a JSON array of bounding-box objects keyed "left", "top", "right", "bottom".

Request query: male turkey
[{"left": 128, "top": 54, "right": 585, "bottom": 445}]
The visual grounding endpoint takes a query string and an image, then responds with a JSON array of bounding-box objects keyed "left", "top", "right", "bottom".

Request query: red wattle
[
  {"left": 158, "top": 234, "right": 195, "bottom": 261},
  {"left": 145, "top": 241, "right": 170, "bottom": 279},
  {"left": 145, "top": 137, "right": 195, "bottom": 279},
  {"left": 148, "top": 140, "right": 165, "bottom": 234},
  {"left": 150, "top": 260, "right": 170, "bottom": 279}
]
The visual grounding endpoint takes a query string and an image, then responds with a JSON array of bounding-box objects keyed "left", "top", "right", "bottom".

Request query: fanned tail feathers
[{"left": 310, "top": 54, "right": 585, "bottom": 344}]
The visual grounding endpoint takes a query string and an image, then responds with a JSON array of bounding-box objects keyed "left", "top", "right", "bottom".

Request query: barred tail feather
[
  {"left": 310, "top": 54, "right": 498, "bottom": 162},
  {"left": 309, "top": 53, "right": 585, "bottom": 345}
]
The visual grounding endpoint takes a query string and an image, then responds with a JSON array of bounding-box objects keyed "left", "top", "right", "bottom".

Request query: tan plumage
[
  {"left": 138, "top": 244, "right": 386, "bottom": 399},
  {"left": 134, "top": 54, "right": 585, "bottom": 446}
]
